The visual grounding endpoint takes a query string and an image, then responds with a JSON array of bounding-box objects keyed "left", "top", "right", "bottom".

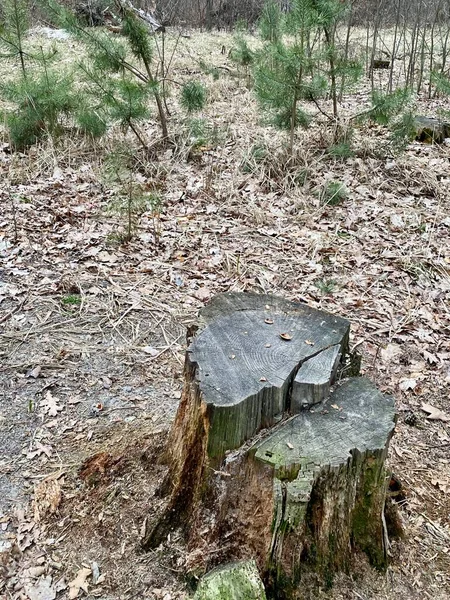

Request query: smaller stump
[{"left": 194, "top": 561, "right": 266, "bottom": 600}]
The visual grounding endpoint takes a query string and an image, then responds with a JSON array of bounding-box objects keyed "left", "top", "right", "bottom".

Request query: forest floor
[{"left": 0, "top": 28, "right": 450, "bottom": 600}]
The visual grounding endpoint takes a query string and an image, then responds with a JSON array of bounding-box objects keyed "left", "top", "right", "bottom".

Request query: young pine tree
[
  {"left": 353, "top": 87, "right": 416, "bottom": 153},
  {"left": 105, "top": 145, "right": 163, "bottom": 243},
  {"left": 254, "top": 0, "right": 315, "bottom": 153},
  {"left": 0, "top": 1, "right": 100, "bottom": 149},
  {"left": 0, "top": 0, "right": 29, "bottom": 78},
  {"left": 254, "top": 0, "right": 362, "bottom": 153},
  {"left": 42, "top": 0, "right": 169, "bottom": 145}
]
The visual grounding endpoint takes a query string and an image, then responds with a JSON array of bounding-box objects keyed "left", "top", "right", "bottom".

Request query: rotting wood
[{"left": 371, "top": 59, "right": 390, "bottom": 69}]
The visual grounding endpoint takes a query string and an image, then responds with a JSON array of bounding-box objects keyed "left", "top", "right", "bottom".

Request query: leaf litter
[{"left": 0, "top": 28, "right": 449, "bottom": 600}]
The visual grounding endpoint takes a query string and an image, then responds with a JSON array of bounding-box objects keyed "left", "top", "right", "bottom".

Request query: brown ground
[{"left": 0, "top": 29, "right": 450, "bottom": 600}]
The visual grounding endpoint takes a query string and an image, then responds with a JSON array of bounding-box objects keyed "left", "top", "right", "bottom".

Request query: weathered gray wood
[
  {"left": 189, "top": 293, "right": 350, "bottom": 458},
  {"left": 118, "top": 0, "right": 163, "bottom": 31},
  {"left": 193, "top": 378, "right": 396, "bottom": 593},
  {"left": 193, "top": 561, "right": 266, "bottom": 600},
  {"left": 254, "top": 377, "right": 396, "bottom": 582},
  {"left": 415, "top": 116, "right": 450, "bottom": 143},
  {"left": 291, "top": 344, "right": 341, "bottom": 411}
]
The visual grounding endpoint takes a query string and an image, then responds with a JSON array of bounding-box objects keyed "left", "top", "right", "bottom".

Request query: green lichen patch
[{"left": 193, "top": 560, "right": 267, "bottom": 600}]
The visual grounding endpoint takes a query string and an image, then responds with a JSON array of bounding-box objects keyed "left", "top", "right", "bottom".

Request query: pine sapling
[
  {"left": 0, "top": 0, "right": 29, "bottom": 78},
  {"left": 181, "top": 81, "right": 206, "bottom": 113},
  {"left": 42, "top": 0, "right": 169, "bottom": 144}
]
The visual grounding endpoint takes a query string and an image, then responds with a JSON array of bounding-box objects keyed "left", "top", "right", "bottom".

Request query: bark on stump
[{"left": 143, "top": 293, "right": 397, "bottom": 595}]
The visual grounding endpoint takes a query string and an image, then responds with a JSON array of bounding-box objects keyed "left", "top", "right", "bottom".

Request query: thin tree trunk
[
  {"left": 324, "top": 26, "right": 338, "bottom": 119},
  {"left": 406, "top": 2, "right": 422, "bottom": 89},
  {"left": 369, "top": 0, "right": 385, "bottom": 89},
  {"left": 290, "top": 96, "right": 297, "bottom": 155},
  {"left": 388, "top": 0, "right": 401, "bottom": 92},
  {"left": 128, "top": 120, "right": 148, "bottom": 150},
  {"left": 13, "top": 0, "right": 27, "bottom": 79},
  {"left": 339, "top": 0, "right": 354, "bottom": 101},
  {"left": 141, "top": 54, "right": 169, "bottom": 140},
  {"left": 428, "top": 2, "right": 442, "bottom": 98},
  {"left": 206, "top": 0, "right": 213, "bottom": 31}
]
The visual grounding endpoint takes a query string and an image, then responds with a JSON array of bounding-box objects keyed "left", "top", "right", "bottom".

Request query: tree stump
[
  {"left": 143, "top": 293, "right": 397, "bottom": 596},
  {"left": 414, "top": 116, "right": 450, "bottom": 144}
]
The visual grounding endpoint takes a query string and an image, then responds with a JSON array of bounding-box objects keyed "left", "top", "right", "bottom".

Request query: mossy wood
[
  {"left": 143, "top": 293, "right": 396, "bottom": 594},
  {"left": 193, "top": 560, "right": 266, "bottom": 600}
]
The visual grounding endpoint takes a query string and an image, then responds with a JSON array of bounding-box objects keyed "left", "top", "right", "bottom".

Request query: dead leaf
[
  {"left": 27, "top": 442, "right": 53, "bottom": 459},
  {"left": 390, "top": 214, "right": 404, "bottom": 231},
  {"left": 399, "top": 378, "right": 417, "bottom": 391},
  {"left": 194, "top": 287, "right": 211, "bottom": 301},
  {"left": 25, "top": 575, "right": 56, "bottom": 600},
  {"left": 431, "top": 478, "right": 450, "bottom": 494},
  {"left": 280, "top": 333, "right": 292, "bottom": 341},
  {"left": 380, "top": 343, "right": 402, "bottom": 363},
  {"left": 25, "top": 566, "right": 47, "bottom": 578},
  {"left": 422, "top": 349, "right": 438, "bottom": 365},
  {"left": 40, "top": 391, "right": 63, "bottom": 417},
  {"left": 68, "top": 396, "right": 81, "bottom": 405},
  {"left": 68, "top": 568, "right": 91, "bottom": 599},
  {"left": 97, "top": 251, "right": 118, "bottom": 264},
  {"left": 421, "top": 403, "right": 450, "bottom": 422},
  {"left": 142, "top": 346, "right": 158, "bottom": 356},
  {"left": 27, "top": 365, "right": 42, "bottom": 379}
]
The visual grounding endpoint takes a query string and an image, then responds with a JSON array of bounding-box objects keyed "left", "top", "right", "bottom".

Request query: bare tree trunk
[
  {"left": 406, "top": 2, "right": 422, "bottom": 88},
  {"left": 428, "top": 1, "right": 443, "bottom": 98},
  {"left": 388, "top": 0, "right": 402, "bottom": 92},
  {"left": 369, "top": 0, "right": 385, "bottom": 89},
  {"left": 205, "top": 0, "right": 213, "bottom": 30},
  {"left": 324, "top": 26, "right": 338, "bottom": 119},
  {"left": 339, "top": 0, "right": 355, "bottom": 101}
]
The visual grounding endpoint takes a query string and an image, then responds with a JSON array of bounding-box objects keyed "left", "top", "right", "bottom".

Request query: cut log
[
  {"left": 414, "top": 116, "right": 450, "bottom": 144},
  {"left": 116, "top": 0, "right": 163, "bottom": 32},
  {"left": 193, "top": 560, "right": 266, "bottom": 600},
  {"left": 142, "top": 293, "right": 397, "bottom": 597}
]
